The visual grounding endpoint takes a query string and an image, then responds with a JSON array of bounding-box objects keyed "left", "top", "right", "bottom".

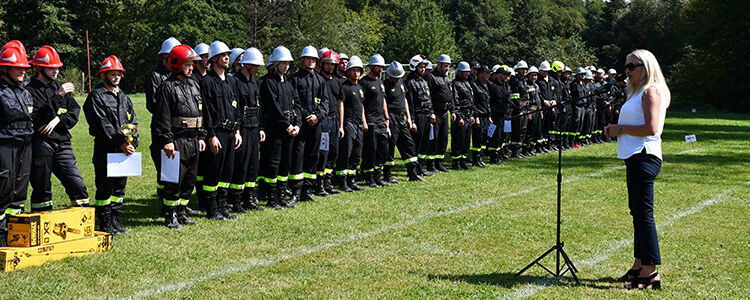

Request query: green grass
[{"left": 1, "top": 93, "right": 748, "bottom": 299}]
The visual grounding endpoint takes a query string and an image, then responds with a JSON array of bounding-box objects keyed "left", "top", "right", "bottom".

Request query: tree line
[{"left": 1, "top": 0, "right": 747, "bottom": 111}]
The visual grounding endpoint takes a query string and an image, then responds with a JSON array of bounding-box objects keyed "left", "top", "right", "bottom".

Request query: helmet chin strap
[
  {"left": 40, "top": 68, "right": 55, "bottom": 82},
  {"left": 104, "top": 76, "right": 119, "bottom": 88}
]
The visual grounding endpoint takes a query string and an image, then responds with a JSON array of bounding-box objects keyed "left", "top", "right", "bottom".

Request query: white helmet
[
  {"left": 317, "top": 47, "right": 330, "bottom": 59},
  {"left": 300, "top": 45, "right": 318, "bottom": 60},
  {"left": 437, "top": 54, "right": 451, "bottom": 64},
  {"left": 386, "top": 61, "right": 405, "bottom": 78},
  {"left": 539, "top": 61, "right": 551, "bottom": 71},
  {"left": 564, "top": 66, "right": 572, "bottom": 73},
  {"left": 229, "top": 48, "right": 245, "bottom": 68},
  {"left": 367, "top": 53, "right": 387, "bottom": 67},
  {"left": 424, "top": 60, "right": 433, "bottom": 70},
  {"left": 608, "top": 68, "right": 617, "bottom": 75},
  {"left": 339, "top": 53, "right": 349, "bottom": 60},
  {"left": 208, "top": 40, "right": 231, "bottom": 60},
  {"left": 159, "top": 37, "right": 181, "bottom": 55},
  {"left": 346, "top": 56, "right": 364, "bottom": 71},
  {"left": 239, "top": 47, "right": 264, "bottom": 66},
  {"left": 409, "top": 55, "right": 425, "bottom": 71},
  {"left": 491, "top": 64, "right": 502, "bottom": 74},
  {"left": 194, "top": 43, "right": 209, "bottom": 56},
  {"left": 270, "top": 45, "right": 293, "bottom": 62},
  {"left": 575, "top": 67, "right": 586, "bottom": 75},
  {"left": 597, "top": 68, "right": 605, "bottom": 74},
  {"left": 456, "top": 61, "right": 471, "bottom": 72},
  {"left": 585, "top": 70, "right": 594, "bottom": 79},
  {"left": 514, "top": 60, "right": 528, "bottom": 70},
  {"left": 528, "top": 66, "right": 539, "bottom": 74}
]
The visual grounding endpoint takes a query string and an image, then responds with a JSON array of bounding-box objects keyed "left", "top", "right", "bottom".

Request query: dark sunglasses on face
[{"left": 624, "top": 63, "right": 644, "bottom": 71}]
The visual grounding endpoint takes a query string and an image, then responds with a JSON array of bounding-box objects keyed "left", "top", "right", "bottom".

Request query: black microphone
[{"left": 596, "top": 73, "right": 626, "bottom": 91}]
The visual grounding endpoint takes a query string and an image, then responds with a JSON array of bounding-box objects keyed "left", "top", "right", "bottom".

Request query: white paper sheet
[
  {"left": 487, "top": 124, "right": 497, "bottom": 137},
  {"left": 320, "top": 132, "right": 330, "bottom": 151},
  {"left": 503, "top": 120, "right": 512, "bottom": 133},
  {"left": 107, "top": 152, "right": 142, "bottom": 177},
  {"left": 160, "top": 150, "right": 180, "bottom": 183}
]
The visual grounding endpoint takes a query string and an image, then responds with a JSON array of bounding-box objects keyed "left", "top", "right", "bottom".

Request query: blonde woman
[{"left": 605, "top": 49, "right": 670, "bottom": 290}]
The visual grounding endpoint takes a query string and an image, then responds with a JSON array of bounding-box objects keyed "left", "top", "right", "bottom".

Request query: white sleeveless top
[{"left": 617, "top": 84, "right": 667, "bottom": 160}]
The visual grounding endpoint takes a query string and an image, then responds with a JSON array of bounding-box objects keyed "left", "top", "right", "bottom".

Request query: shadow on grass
[{"left": 428, "top": 271, "right": 621, "bottom": 290}]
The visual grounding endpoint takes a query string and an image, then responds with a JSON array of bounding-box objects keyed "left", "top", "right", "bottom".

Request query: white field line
[
  {"left": 123, "top": 149, "right": 695, "bottom": 299},
  {"left": 503, "top": 181, "right": 745, "bottom": 299}
]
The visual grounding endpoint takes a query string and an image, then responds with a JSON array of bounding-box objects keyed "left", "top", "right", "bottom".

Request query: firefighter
[
  {"left": 152, "top": 45, "right": 204, "bottom": 228},
  {"left": 289, "top": 45, "right": 328, "bottom": 202},
  {"left": 470, "top": 65, "right": 492, "bottom": 167},
  {"left": 549, "top": 61, "right": 571, "bottom": 150},
  {"left": 469, "top": 61, "right": 481, "bottom": 81},
  {"left": 83, "top": 55, "right": 138, "bottom": 235},
  {"left": 569, "top": 67, "right": 589, "bottom": 148},
  {"left": 608, "top": 68, "right": 626, "bottom": 135},
  {"left": 359, "top": 54, "right": 391, "bottom": 187},
  {"left": 526, "top": 66, "right": 544, "bottom": 154},
  {"left": 1, "top": 40, "right": 30, "bottom": 87},
  {"left": 317, "top": 49, "right": 343, "bottom": 195},
  {"left": 191, "top": 43, "right": 210, "bottom": 82},
  {"left": 198, "top": 40, "right": 243, "bottom": 220},
  {"left": 509, "top": 61, "right": 531, "bottom": 158},
  {"left": 557, "top": 65, "right": 574, "bottom": 149},
  {"left": 537, "top": 61, "right": 561, "bottom": 151},
  {"left": 27, "top": 45, "right": 89, "bottom": 212},
  {"left": 594, "top": 68, "right": 609, "bottom": 143},
  {"left": 487, "top": 65, "right": 513, "bottom": 164},
  {"left": 258, "top": 45, "right": 300, "bottom": 209},
  {"left": 337, "top": 53, "right": 349, "bottom": 79},
  {"left": 424, "top": 60, "right": 433, "bottom": 75},
  {"left": 425, "top": 54, "right": 454, "bottom": 172},
  {"left": 405, "top": 55, "right": 435, "bottom": 177},
  {"left": 229, "top": 47, "right": 266, "bottom": 212},
  {"left": 384, "top": 61, "right": 424, "bottom": 182},
  {"left": 0, "top": 45, "right": 34, "bottom": 246},
  {"left": 228, "top": 48, "right": 244, "bottom": 76},
  {"left": 450, "top": 61, "right": 474, "bottom": 170},
  {"left": 582, "top": 70, "right": 596, "bottom": 146},
  {"left": 334, "top": 56, "right": 366, "bottom": 192}
]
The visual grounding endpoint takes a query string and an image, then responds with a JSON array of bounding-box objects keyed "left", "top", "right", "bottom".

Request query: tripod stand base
[{"left": 516, "top": 243, "right": 580, "bottom": 285}]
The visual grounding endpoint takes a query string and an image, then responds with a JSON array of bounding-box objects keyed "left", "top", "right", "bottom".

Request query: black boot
[
  {"left": 406, "top": 162, "right": 426, "bottom": 182},
  {"left": 206, "top": 196, "right": 226, "bottom": 221},
  {"left": 435, "top": 159, "right": 450, "bottom": 172},
  {"left": 177, "top": 205, "right": 199, "bottom": 225},
  {"left": 243, "top": 189, "right": 264, "bottom": 211},
  {"left": 315, "top": 178, "right": 329, "bottom": 197},
  {"left": 425, "top": 159, "right": 439, "bottom": 173},
  {"left": 266, "top": 183, "right": 284, "bottom": 210},
  {"left": 374, "top": 170, "right": 389, "bottom": 186},
  {"left": 229, "top": 194, "right": 247, "bottom": 214},
  {"left": 300, "top": 185, "right": 316, "bottom": 202},
  {"left": 365, "top": 172, "right": 379, "bottom": 188},
  {"left": 111, "top": 201, "right": 129, "bottom": 234},
  {"left": 183, "top": 205, "right": 203, "bottom": 216},
  {"left": 417, "top": 160, "right": 433, "bottom": 176},
  {"left": 510, "top": 146, "right": 523, "bottom": 159},
  {"left": 348, "top": 175, "right": 363, "bottom": 191},
  {"left": 451, "top": 158, "right": 461, "bottom": 170},
  {"left": 324, "top": 174, "right": 341, "bottom": 194},
  {"left": 477, "top": 154, "right": 487, "bottom": 168},
  {"left": 283, "top": 187, "right": 298, "bottom": 208},
  {"left": 96, "top": 205, "right": 118, "bottom": 235},
  {"left": 459, "top": 158, "right": 471, "bottom": 170},
  {"left": 383, "top": 166, "right": 399, "bottom": 184},
  {"left": 336, "top": 174, "right": 353, "bottom": 192},
  {"left": 164, "top": 206, "right": 182, "bottom": 229}
]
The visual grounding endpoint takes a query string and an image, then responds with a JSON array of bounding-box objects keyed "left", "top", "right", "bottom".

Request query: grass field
[{"left": 1, "top": 93, "right": 748, "bottom": 299}]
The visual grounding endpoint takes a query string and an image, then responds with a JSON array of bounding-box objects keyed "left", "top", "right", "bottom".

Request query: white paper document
[
  {"left": 160, "top": 150, "right": 180, "bottom": 183},
  {"left": 504, "top": 120, "right": 512, "bottom": 133},
  {"left": 107, "top": 152, "right": 142, "bottom": 177},
  {"left": 487, "top": 124, "right": 497, "bottom": 137}
]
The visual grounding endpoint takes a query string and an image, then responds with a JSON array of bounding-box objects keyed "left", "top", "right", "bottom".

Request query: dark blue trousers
[{"left": 625, "top": 149, "right": 662, "bottom": 265}]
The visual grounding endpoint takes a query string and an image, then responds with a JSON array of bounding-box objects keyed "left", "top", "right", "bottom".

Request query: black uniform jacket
[
  {"left": 27, "top": 78, "right": 80, "bottom": 143},
  {"left": 152, "top": 74, "right": 206, "bottom": 147},
  {"left": 83, "top": 83, "right": 139, "bottom": 147},
  {"left": 0, "top": 78, "right": 34, "bottom": 144}
]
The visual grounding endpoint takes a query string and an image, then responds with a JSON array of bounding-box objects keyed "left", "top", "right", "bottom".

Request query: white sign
[
  {"left": 107, "top": 152, "right": 142, "bottom": 177},
  {"left": 160, "top": 150, "right": 180, "bottom": 183},
  {"left": 320, "top": 132, "right": 330, "bottom": 151},
  {"left": 504, "top": 120, "right": 512, "bottom": 133},
  {"left": 487, "top": 124, "right": 497, "bottom": 137},
  {"left": 685, "top": 134, "right": 697, "bottom": 143}
]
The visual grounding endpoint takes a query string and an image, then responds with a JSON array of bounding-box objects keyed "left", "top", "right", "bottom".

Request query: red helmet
[
  {"left": 97, "top": 55, "right": 125, "bottom": 75},
  {"left": 0, "top": 46, "right": 31, "bottom": 68},
  {"left": 2, "top": 40, "right": 28, "bottom": 59},
  {"left": 168, "top": 44, "right": 200, "bottom": 73},
  {"left": 31, "top": 45, "right": 64, "bottom": 68},
  {"left": 320, "top": 50, "right": 340, "bottom": 64}
]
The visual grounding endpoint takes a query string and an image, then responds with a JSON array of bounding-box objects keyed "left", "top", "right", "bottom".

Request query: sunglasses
[{"left": 624, "top": 63, "right": 644, "bottom": 71}]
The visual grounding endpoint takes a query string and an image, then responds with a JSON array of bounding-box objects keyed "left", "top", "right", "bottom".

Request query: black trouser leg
[
  {"left": 0, "top": 140, "right": 32, "bottom": 241},
  {"left": 626, "top": 151, "right": 663, "bottom": 265},
  {"left": 434, "top": 111, "right": 450, "bottom": 162}
]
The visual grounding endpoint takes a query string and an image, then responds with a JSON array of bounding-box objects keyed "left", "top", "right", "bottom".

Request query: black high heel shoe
[
  {"left": 627, "top": 272, "right": 661, "bottom": 290},
  {"left": 616, "top": 267, "right": 642, "bottom": 282}
]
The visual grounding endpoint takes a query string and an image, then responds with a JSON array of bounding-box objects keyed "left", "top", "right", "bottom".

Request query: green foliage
[
  {"left": 446, "top": 0, "right": 516, "bottom": 65},
  {"left": 382, "top": 1, "right": 459, "bottom": 64}
]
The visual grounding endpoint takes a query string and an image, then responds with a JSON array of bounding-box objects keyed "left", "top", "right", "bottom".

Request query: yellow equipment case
[
  {"left": 6, "top": 207, "right": 95, "bottom": 247},
  {"left": 1, "top": 231, "right": 113, "bottom": 272}
]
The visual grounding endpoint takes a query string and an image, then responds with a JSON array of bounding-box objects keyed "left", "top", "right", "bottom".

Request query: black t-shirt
[
  {"left": 359, "top": 76, "right": 385, "bottom": 123},
  {"left": 341, "top": 79, "right": 364, "bottom": 124},
  {"left": 384, "top": 78, "right": 406, "bottom": 115}
]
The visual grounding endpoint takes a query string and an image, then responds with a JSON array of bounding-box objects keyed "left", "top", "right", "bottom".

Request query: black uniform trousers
[
  {"left": 433, "top": 111, "right": 450, "bottom": 161},
  {"left": 0, "top": 139, "right": 32, "bottom": 231},
  {"left": 92, "top": 142, "right": 127, "bottom": 207},
  {"left": 543, "top": 108, "right": 556, "bottom": 143},
  {"left": 334, "top": 121, "right": 363, "bottom": 176},
  {"left": 556, "top": 103, "right": 571, "bottom": 136},
  {"left": 582, "top": 107, "right": 595, "bottom": 139},
  {"left": 488, "top": 113, "right": 508, "bottom": 151},
  {"left": 471, "top": 115, "right": 489, "bottom": 154},
  {"left": 386, "top": 113, "right": 418, "bottom": 166},
  {"left": 414, "top": 113, "right": 434, "bottom": 160},
  {"left": 198, "top": 130, "right": 236, "bottom": 202},
  {"left": 361, "top": 122, "right": 388, "bottom": 173},
  {"left": 317, "top": 114, "right": 339, "bottom": 177},
  {"left": 510, "top": 109, "right": 528, "bottom": 148},
  {"left": 450, "top": 115, "right": 471, "bottom": 160},
  {"left": 626, "top": 149, "right": 662, "bottom": 265},
  {"left": 162, "top": 136, "right": 200, "bottom": 207},
  {"left": 569, "top": 105, "right": 585, "bottom": 140},
  {"left": 597, "top": 105, "right": 612, "bottom": 134},
  {"left": 229, "top": 126, "right": 260, "bottom": 200},
  {"left": 290, "top": 122, "right": 321, "bottom": 190},
  {"left": 258, "top": 127, "right": 293, "bottom": 186},
  {"left": 30, "top": 137, "right": 89, "bottom": 211},
  {"left": 525, "top": 112, "right": 543, "bottom": 146}
]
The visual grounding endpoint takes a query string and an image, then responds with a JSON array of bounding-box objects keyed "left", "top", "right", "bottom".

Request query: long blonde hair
[{"left": 625, "top": 49, "right": 671, "bottom": 107}]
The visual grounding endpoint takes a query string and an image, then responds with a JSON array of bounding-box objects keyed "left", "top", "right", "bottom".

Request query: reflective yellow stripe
[
  {"left": 0, "top": 214, "right": 5, "bottom": 221},
  {"left": 470, "top": 147, "right": 481, "bottom": 152},
  {"left": 203, "top": 185, "right": 218, "bottom": 192},
  {"left": 303, "top": 173, "right": 316, "bottom": 179},
  {"left": 179, "top": 198, "right": 190, "bottom": 205},
  {"left": 277, "top": 175, "right": 288, "bottom": 182},
  {"left": 405, "top": 157, "right": 418, "bottom": 163},
  {"left": 156, "top": 184, "right": 165, "bottom": 189},
  {"left": 31, "top": 201, "right": 53, "bottom": 208},
  {"left": 362, "top": 168, "right": 374, "bottom": 173},
  {"left": 94, "top": 199, "right": 111, "bottom": 206},
  {"left": 217, "top": 182, "right": 230, "bottom": 188},
  {"left": 417, "top": 154, "right": 427, "bottom": 159},
  {"left": 325, "top": 168, "right": 333, "bottom": 174},
  {"left": 511, "top": 93, "right": 520, "bottom": 99},
  {"left": 109, "top": 196, "right": 123, "bottom": 203},
  {"left": 229, "top": 183, "right": 245, "bottom": 190},
  {"left": 244, "top": 181, "right": 256, "bottom": 188},
  {"left": 384, "top": 160, "right": 395, "bottom": 166},
  {"left": 5, "top": 208, "right": 22, "bottom": 215},
  {"left": 163, "top": 199, "right": 180, "bottom": 207},
  {"left": 317, "top": 171, "right": 325, "bottom": 176},
  {"left": 487, "top": 147, "right": 497, "bottom": 151},
  {"left": 75, "top": 198, "right": 90, "bottom": 205},
  {"left": 335, "top": 170, "right": 345, "bottom": 175},
  {"left": 435, "top": 155, "right": 445, "bottom": 159},
  {"left": 257, "top": 176, "right": 277, "bottom": 183},
  {"left": 196, "top": 176, "right": 204, "bottom": 182}
]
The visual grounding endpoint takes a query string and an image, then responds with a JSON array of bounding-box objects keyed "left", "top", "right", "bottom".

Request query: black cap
[
  {"left": 478, "top": 65, "right": 491, "bottom": 74},
  {"left": 470, "top": 61, "right": 480, "bottom": 69}
]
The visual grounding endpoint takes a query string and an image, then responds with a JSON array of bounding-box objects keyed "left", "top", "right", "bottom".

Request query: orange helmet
[
  {"left": 168, "top": 44, "right": 200, "bottom": 73},
  {"left": 97, "top": 55, "right": 125, "bottom": 75},
  {"left": 1, "top": 40, "right": 28, "bottom": 59},
  {"left": 320, "top": 50, "right": 340, "bottom": 64},
  {"left": 0, "top": 46, "right": 31, "bottom": 68},
  {"left": 31, "top": 45, "right": 64, "bottom": 68}
]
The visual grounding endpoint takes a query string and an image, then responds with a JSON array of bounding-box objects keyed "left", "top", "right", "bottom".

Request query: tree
[
  {"left": 445, "top": 0, "right": 516, "bottom": 65},
  {"left": 382, "top": 1, "right": 459, "bottom": 64}
]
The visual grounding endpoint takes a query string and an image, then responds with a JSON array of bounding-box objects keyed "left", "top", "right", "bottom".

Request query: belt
[
  {"left": 242, "top": 106, "right": 259, "bottom": 117},
  {"left": 219, "top": 119, "right": 239, "bottom": 131},
  {"left": 171, "top": 117, "right": 202, "bottom": 128},
  {"left": 7, "top": 121, "right": 32, "bottom": 129}
]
